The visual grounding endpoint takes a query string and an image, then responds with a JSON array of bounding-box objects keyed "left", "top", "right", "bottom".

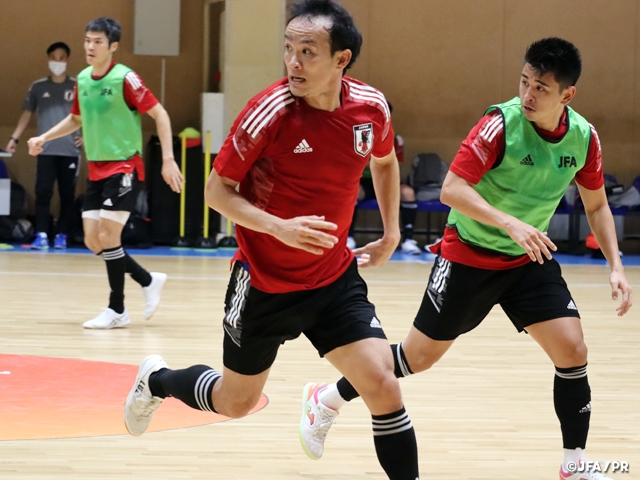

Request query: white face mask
[{"left": 49, "top": 61, "right": 67, "bottom": 77}]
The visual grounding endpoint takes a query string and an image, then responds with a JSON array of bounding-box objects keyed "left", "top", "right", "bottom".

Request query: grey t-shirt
[{"left": 22, "top": 76, "right": 80, "bottom": 157}]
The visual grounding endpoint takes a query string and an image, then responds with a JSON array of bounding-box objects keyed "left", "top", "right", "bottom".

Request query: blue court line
[{"left": 1, "top": 242, "right": 639, "bottom": 266}]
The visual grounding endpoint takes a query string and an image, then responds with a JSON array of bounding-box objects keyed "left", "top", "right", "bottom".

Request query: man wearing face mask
[{"left": 6, "top": 42, "right": 82, "bottom": 250}]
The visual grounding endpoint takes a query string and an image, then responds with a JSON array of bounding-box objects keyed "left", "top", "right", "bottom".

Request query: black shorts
[
  {"left": 222, "top": 259, "right": 387, "bottom": 375},
  {"left": 414, "top": 255, "right": 581, "bottom": 341},
  {"left": 83, "top": 171, "right": 140, "bottom": 213}
]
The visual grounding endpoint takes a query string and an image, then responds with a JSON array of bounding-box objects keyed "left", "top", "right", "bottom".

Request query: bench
[{"left": 353, "top": 198, "right": 451, "bottom": 242}]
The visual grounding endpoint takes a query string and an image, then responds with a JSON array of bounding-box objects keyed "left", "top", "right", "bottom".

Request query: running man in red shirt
[
  {"left": 307, "top": 38, "right": 633, "bottom": 479},
  {"left": 123, "top": 1, "right": 420, "bottom": 478},
  {"left": 28, "top": 18, "right": 184, "bottom": 329}
]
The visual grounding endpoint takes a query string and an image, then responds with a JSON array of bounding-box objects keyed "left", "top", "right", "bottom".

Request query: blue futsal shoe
[
  {"left": 53, "top": 233, "right": 67, "bottom": 249},
  {"left": 30, "top": 232, "right": 49, "bottom": 250}
]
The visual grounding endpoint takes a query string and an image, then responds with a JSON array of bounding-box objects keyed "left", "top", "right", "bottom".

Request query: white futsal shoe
[
  {"left": 142, "top": 272, "right": 167, "bottom": 320},
  {"left": 299, "top": 382, "right": 339, "bottom": 460},
  {"left": 82, "top": 308, "right": 130, "bottom": 329},
  {"left": 400, "top": 238, "right": 422, "bottom": 255},
  {"left": 124, "top": 354, "right": 168, "bottom": 436}
]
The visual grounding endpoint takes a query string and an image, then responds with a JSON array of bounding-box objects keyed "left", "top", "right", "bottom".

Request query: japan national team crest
[{"left": 353, "top": 123, "right": 373, "bottom": 157}]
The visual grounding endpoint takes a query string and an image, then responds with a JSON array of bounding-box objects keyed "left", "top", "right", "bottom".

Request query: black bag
[
  {"left": 0, "top": 181, "right": 32, "bottom": 241},
  {"left": 122, "top": 190, "right": 152, "bottom": 248},
  {"left": 9, "top": 181, "right": 28, "bottom": 219},
  {"left": 68, "top": 194, "right": 85, "bottom": 246},
  {"left": 0, "top": 217, "right": 16, "bottom": 240},
  {"left": 0, "top": 218, "right": 33, "bottom": 242}
]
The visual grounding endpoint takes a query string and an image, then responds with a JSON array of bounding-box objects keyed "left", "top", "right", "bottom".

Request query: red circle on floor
[{"left": 0, "top": 354, "right": 268, "bottom": 440}]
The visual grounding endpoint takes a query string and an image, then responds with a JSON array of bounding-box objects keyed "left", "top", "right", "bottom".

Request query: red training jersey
[
  {"left": 433, "top": 108, "right": 604, "bottom": 270},
  {"left": 71, "top": 61, "right": 159, "bottom": 181},
  {"left": 215, "top": 76, "right": 394, "bottom": 293}
]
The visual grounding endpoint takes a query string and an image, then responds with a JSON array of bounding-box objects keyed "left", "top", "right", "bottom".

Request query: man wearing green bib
[
  {"left": 302, "top": 38, "right": 633, "bottom": 479},
  {"left": 28, "top": 18, "right": 184, "bottom": 329}
]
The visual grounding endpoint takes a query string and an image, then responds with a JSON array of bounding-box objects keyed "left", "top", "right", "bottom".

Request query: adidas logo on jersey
[
  {"left": 294, "top": 139, "right": 313, "bottom": 153},
  {"left": 103, "top": 198, "right": 113, "bottom": 207},
  {"left": 43, "top": 92, "right": 51, "bottom": 98},
  {"left": 370, "top": 317, "right": 382, "bottom": 329},
  {"left": 567, "top": 300, "right": 577, "bottom": 310},
  {"left": 520, "top": 154, "right": 534, "bottom": 166},
  {"left": 579, "top": 402, "right": 591, "bottom": 414}
]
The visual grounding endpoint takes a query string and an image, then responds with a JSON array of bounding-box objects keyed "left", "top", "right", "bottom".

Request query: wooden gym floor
[{"left": 0, "top": 251, "right": 638, "bottom": 479}]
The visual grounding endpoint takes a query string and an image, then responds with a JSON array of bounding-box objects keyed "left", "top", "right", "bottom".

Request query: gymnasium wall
[
  {"left": 340, "top": 0, "right": 640, "bottom": 184},
  {"left": 1, "top": 0, "right": 639, "bottom": 215},
  {"left": 0, "top": 0, "right": 205, "bottom": 204}
]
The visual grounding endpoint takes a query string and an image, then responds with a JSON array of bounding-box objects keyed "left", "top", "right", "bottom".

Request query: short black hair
[
  {"left": 86, "top": 17, "right": 121, "bottom": 45},
  {"left": 287, "top": 0, "right": 362, "bottom": 72},
  {"left": 47, "top": 42, "right": 70, "bottom": 56},
  {"left": 524, "top": 37, "right": 582, "bottom": 90}
]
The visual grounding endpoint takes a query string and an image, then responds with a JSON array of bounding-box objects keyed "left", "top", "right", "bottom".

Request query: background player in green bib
[
  {"left": 28, "top": 18, "right": 184, "bottom": 329},
  {"left": 302, "top": 38, "right": 633, "bottom": 480}
]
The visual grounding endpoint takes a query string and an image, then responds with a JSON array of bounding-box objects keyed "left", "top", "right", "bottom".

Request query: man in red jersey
[
  {"left": 123, "top": 1, "right": 420, "bottom": 478},
  {"left": 28, "top": 18, "right": 184, "bottom": 329},
  {"left": 310, "top": 38, "right": 633, "bottom": 479}
]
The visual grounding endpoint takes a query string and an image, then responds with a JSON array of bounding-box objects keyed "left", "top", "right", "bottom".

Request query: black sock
[
  {"left": 400, "top": 202, "right": 417, "bottom": 241},
  {"left": 102, "top": 246, "right": 126, "bottom": 314},
  {"left": 125, "top": 252, "right": 152, "bottom": 287},
  {"left": 554, "top": 363, "right": 591, "bottom": 449},
  {"left": 149, "top": 365, "right": 220, "bottom": 413},
  {"left": 391, "top": 342, "right": 414, "bottom": 378},
  {"left": 372, "top": 406, "right": 420, "bottom": 480},
  {"left": 336, "top": 343, "right": 414, "bottom": 402},
  {"left": 336, "top": 376, "right": 359, "bottom": 401}
]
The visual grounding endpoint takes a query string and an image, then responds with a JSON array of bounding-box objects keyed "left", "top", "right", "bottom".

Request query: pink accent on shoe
[
  {"left": 559, "top": 466, "right": 573, "bottom": 479},
  {"left": 311, "top": 383, "right": 327, "bottom": 404}
]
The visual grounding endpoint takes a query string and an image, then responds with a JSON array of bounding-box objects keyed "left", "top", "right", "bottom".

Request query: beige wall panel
[
  {"left": 223, "top": 0, "right": 285, "bottom": 131},
  {"left": 635, "top": 1, "right": 640, "bottom": 184},
  {"left": 2, "top": 0, "right": 640, "bottom": 211},
  {"left": 345, "top": 0, "right": 505, "bottom": 166},
  {"left": 0, "top": 0, "right": 204, "bottom": 131},
  {"left": 336, "top": 0, "right": 371, "bottom": 81},
  {"left": 0, "top": 0, "right": 205, "bottom": 210},
  {"left": 504, "top": 0, "right": 637, "bottom": 183}
]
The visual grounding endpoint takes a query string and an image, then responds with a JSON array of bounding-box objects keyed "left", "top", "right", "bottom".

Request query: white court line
[
  {"left": 0, "top": 270, "right": 635, "bottom": 288},
  {"left": 0, "top": 371, "right": 10, "bottom": 374}
]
